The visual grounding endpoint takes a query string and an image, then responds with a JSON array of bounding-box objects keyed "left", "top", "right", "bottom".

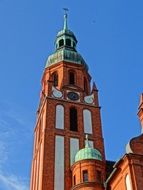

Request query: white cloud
[
  {"left": 0, "top": 173, "right": 29, "bottom": 190},
  {"left": 0, "top": 103, "right": 31, "bottom": 190},
  {"left": 0, "top": 139, "right": 29, "bottom": 190},
  {"left": 0, "top": 142, "right": 29, "bottom": 190}
]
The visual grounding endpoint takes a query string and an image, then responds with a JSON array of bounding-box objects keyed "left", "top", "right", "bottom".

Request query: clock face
[{"left": 67, "top": 92, "right": 79, "bottom": 101}]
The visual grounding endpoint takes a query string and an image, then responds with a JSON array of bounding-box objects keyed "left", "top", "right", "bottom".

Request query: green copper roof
[
  {"left": 45, "top": 48, "right": 88, "bottom": 70},
  {"left": 45, "top": 12, "right": 88, "bottom": 70},
  {"left": 75, "top": 135, "right": 102, "bottom": 163},
  {"left": 56, "top": 29, "right": 77, "bottom": 42}
]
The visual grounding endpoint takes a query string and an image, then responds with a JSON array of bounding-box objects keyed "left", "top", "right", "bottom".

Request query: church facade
[{"left": 30, "top": 13, "right": 143, "bottom": 190}]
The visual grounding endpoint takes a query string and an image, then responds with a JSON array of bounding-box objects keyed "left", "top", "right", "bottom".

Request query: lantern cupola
[{"left": 45, "top": 12, "right": 88, "bottom": 70}]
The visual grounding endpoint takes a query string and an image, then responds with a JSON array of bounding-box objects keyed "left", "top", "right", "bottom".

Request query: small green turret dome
[
  {"left": 56, "top": 29, "right": 77, "bottom": 43},
  {"left": 45, "top": 12, "right": 88, "bottom": 70},
  {"left": 75, "top": 135, "right": 102, "bottom": 163},
  {"left": 55, "top": 12, "right": 77, "bottom": 48}
]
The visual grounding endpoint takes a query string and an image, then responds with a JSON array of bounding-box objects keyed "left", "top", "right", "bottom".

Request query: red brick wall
[
  {"left": 71, "top": 159, "right": 105, "bottom": 190},
  {"left": 107, "top": 154, "right": 143, "bottom": 190}
]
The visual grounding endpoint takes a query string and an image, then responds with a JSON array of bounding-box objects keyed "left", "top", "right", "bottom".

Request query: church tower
[{"left": 30, "top": 12, "right": 106, "bottom": 190}]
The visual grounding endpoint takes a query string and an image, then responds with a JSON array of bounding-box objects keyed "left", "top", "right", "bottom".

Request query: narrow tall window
[
  {"left": 73, "top": 41, "right": 76, "bottom": 48},
  {"left": 83, "top": 170, "right": 88, "bottom": 182},
  {"left": 59, "top": 39, "right": 64, "bottom": 47},
  {"left": 70, "top": 138, "right": 79, "bottom": 165},
  {"left": 66, "top": 39, "right": 71, "bottom": 47},
  {"left": 69, "top": 72, "right": 75, "bottom": 85},
  {"left": 53, "top": 72, "right": 58, "bottom": 87},
  {"left": 70, "top": 107, "right": 78, "bottom": 131},
  {"left": 83, "top": 109, "right": 92, "bottom": 134},
  {"left": 56, "top": 105, "right": 64, "bottom": 129},
  {"left": 54, "top": 136, "right": 64, "bottom": 190},
  {"left": 73, "top": 175, "right": 76, "bottom": 185}
]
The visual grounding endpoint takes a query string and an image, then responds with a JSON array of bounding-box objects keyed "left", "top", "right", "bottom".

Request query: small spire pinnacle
[
  {"left": 63, "top": 8, "right": 68, "bottom": 30},
  {"left": 138, "top": 93, "right": 143, "bottom": 133},
  {"left": 139, "top": 93, "right": 143, "bottom": 108},
  {"left": 92, "top": 82, "right": 98, "bottom": 91},
  {"left": 85, "top": 134, "right": 90, "bottom": 148}
]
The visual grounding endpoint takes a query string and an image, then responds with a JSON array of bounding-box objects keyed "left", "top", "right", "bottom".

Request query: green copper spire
[
  {"left": 45, "top": 11, "right": 88, "bottom": 71},
  {"left": 63, "top": 8, "right": 68, "bottom": 30}
]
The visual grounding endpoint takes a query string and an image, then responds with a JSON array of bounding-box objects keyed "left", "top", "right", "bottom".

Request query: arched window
[
  {"left": 125, "top": 174, "right": 132, "bottom": 190},
  {"left": 55, "top": 105, "right": 64, "bottom": 129},
  {"left": 70, "top": 107, "right": 78, "bottom": 131},
  {"left": 83, "top": 170, "right": 88, "bottom": 182},
  {"left": 83, "top": 109, "right": 92, "bottom": 134},
  {"left": 84, "top": 78, "right": 88, "bottom": 94},
  {"left": 59, "top": 39, "right": 64, "bottom": 47},
  {"left": 69, "top": 71, "right": 75, "bottom": 85},
  {"left": 66, "top": 39, "right": 71, "bottom": 47},
  {"left": 53, "top": 72, "right": 58, "bottom": 87}
]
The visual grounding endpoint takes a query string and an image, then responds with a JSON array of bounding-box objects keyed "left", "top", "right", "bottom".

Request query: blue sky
[{"left": 0, "top": 0, "right": 143, "bottom": 189}]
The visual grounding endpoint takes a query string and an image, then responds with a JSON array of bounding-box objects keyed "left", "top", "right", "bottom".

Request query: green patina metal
[
  {"left": 56, "top": 29, "right": 77, "bottom": 42},
  {"left": 45, "top": 12, "right": 88, "bottom": 70},
  {"left": 45, "top": 49, "right": 88, "bottom": 70},
  {"left": 74, "top": 135, "right": 102, "bottom": 163},
  {"left": 63, "top": 11, "right": 68, "bottom": 30}
]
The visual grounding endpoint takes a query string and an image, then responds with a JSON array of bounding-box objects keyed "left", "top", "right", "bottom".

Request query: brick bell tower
[{"left": 30, "top": 12, "right": 106, "bottom": 190}]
